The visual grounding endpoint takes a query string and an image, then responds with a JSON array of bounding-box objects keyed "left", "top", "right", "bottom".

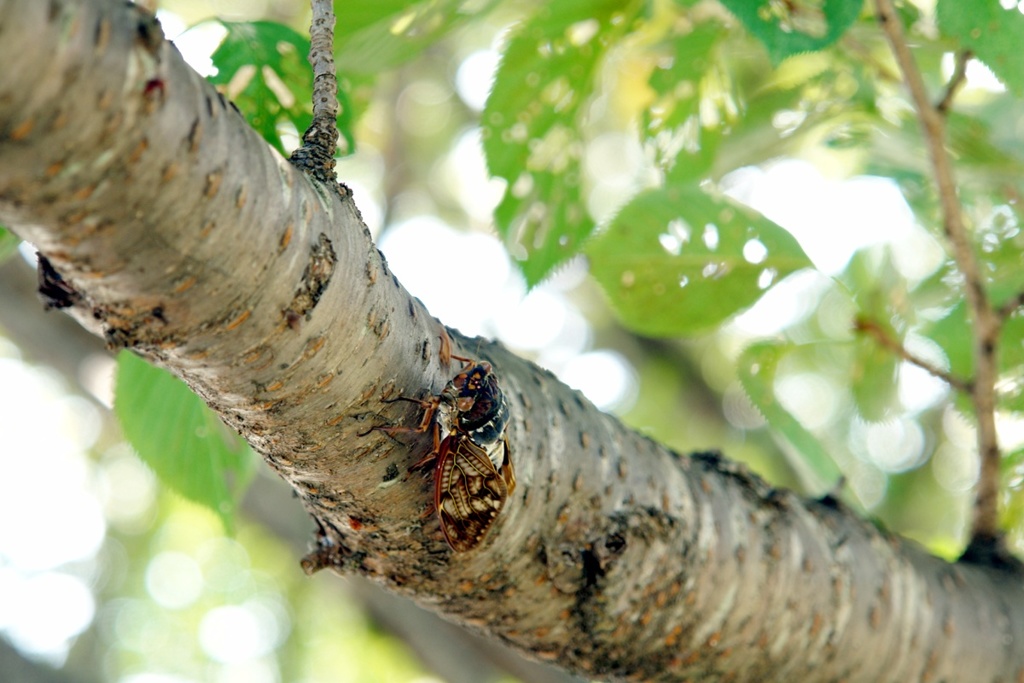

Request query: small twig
[
  {"left": 289, "top": 0, "right": 342, "bottom": 188},
  {"left": 875, "top": 0, "right": 1003, "bottom": 548},
  {"left": 936, "top": 50, "right": 972, "bottom": 114},
  {"left": 997, "top": 292, "right": 1024, "bottom": 323},
  {"left": 854, "top": 317, "right": 972, "bottom": 394}
]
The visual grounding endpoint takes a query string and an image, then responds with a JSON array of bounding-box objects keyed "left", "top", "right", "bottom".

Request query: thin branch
[
  {"left": 854, "top": 317, "right": 972, "bottom": 394},
  {"left": 936, "top": 50, "right": 972, "bottom": 114},
  {"left": 997, "top": 291, "right": 1024, "bottom": 323},
  {"left": 289, "top": 0, "right": 341, "bottom": 187},
  {"left": 875, "top": 0, "right": 1003, "bottom": 547}
]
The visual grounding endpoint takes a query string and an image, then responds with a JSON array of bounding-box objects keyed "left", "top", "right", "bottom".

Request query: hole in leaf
[
  {"left": 703, "top": 223, "right": 719, "bottom": 250},
  {"left": 758, "top": 267, "right": 778, "bottom": 289},
  {"left": 743, "top": 238, "right": 767, "bottom": 264},
  {"left": 567, "top": 19, "right": 599, "bottom": 46},
  {"left": 659, "top": 233, "right": 682, "bottom": 256}
]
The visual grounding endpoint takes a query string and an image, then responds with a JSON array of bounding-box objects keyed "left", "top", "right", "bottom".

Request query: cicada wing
[{"left": 434, "top": 435, "right": 509, "bottom": 552}]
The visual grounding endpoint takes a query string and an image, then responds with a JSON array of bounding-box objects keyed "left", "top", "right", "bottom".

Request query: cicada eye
[{"left": 456, "top": 396, "right": 475, "bottom": 412}]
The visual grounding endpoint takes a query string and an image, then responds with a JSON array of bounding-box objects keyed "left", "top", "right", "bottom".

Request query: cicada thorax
[{"left": 439, "top": 361, "right": 515, "bottom": 490}]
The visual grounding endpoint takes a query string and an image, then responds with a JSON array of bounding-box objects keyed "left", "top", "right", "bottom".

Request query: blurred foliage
[
  {"left": 719, "top": 0, "right": 863, "bottom": 65},
  {"left": 115, "top": 351, "right": 256, "bottom": 531},
  {"left": 483, "top": 0, "right": 640, "bottom": 285}
]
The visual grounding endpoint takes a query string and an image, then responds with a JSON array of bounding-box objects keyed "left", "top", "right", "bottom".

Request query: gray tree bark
[{"left": 2, "top": 1, "right": 1024, "bottom": 681}]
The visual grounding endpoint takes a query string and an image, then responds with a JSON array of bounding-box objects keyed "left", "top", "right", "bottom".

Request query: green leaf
[
  {"left": 483, "top": 0, "right": 640, "bottom": 286},
  {"left": 841, "top": 250, "right": 906, "bottom": 420},
  {"left": 335, "top": 0, "right": 499, "bottom": 73},
  {"left": 928, "top": 303, "right": 972, "bottom": 378},
  {"left": 115, "top": 351, "right": 255, "bottom": 530},
  {"left": 585, "top": 184, "right": 812, "bottom": 336},
  {"left": 0, "top": 226, "right": 20, "bottom": 263},
  {"left": 738, "top": 341, "right": 843, "bottom": 491},
  {"left": 937, "top": 0, "right": 1024, "bottom": 96},
  {"left": 851, "top": 332, "right": 900, "bottom": 421},
  {"left": 209, "top": 21, "right": 355, "bottom": 157},
  {"left": 720, "top": 0, "right": 862, "bottom": 65},
  {"left": 643, "top": 21, "right": 730, "bottom": 181}
]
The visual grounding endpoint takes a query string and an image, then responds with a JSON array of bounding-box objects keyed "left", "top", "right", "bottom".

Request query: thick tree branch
[
  {"left": 3, "top": 1, "right": 1024, "bottom": 681},
  {"left": 874, "top": 0, "right": 1003, "bottom": 550}
]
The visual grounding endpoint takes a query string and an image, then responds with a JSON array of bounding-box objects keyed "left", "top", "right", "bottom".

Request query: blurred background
[{"left": 1, "top": 0, "right": 1015, "bottom": 680}]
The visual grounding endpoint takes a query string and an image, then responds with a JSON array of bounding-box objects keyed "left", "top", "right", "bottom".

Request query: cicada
[{"left": 382, "top": 355, "right": 516, "bottom": 551}]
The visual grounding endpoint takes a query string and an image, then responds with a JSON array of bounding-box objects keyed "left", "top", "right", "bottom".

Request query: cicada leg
[
  {"left": 371, "top": 394, "right": 441, "bottom": 438},
  {"left": 439, "top": 327, "right": 453, "bottom": 366},
  {"left": 408, "top": 420, "right": 444, "bottom": 472}
]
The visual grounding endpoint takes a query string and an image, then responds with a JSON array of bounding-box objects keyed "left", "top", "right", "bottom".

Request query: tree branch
[
  {"left": 997, "top": 291, "right": 1024, "bottom": 323},
  {"left": 874, "top": 0, "right": 1003, "bottom": 550},
  {"left": 289, "top": 0, "right": 341, "bottom": 186},
  {"left": 4, "top": 1, "right": 1024, "bottom": 680},
  {"left": 936, "top": 50, "right": 971, "bottom": 114},
  {"left": 854, "top": 316, "right": 972, "bottom": 394}
]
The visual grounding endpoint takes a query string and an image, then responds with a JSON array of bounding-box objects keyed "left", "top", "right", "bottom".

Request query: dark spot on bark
[
  {"left": 580, "top": 545, "right": 604, "bottom": 587},
  {"left": 605, "top": 533, "right": 626, "bottom": 555},
  {"left": 284, "top": 233, "right": 336, "bottom": 320},
  {"left": 762, "top": 487, "right": 789, "bottom": 510},
  {"left": 217, "top": 92, "right": 228, "bottom": 110},
  {"left": 94, "top": 17, "right": 110, "bottom": 51},
  {"left": 37, "top": 255, "right": 82, "bottom": 310},
  {"left": 572, "top": 545, "right": 607, "bottom": 641},
  {"left": 205, "top": 95, "right": 214, "bottom": 118},
  {"left": 103, "top": 326, "right": 132, "bottom": 349},
  {"left": 187, "top": 118, "right": 202, "bottom": 153},
  {"left": 982, "top": 340, "right": 995, "bottom": 357},
  {"left": 283, "top": 308, "right": 302, "bottom": 330},
  {"left": 152, "top": 306, "right": 166, "bottom": 323},
  {"left": 691, "top": 450, "right": 725, "bottom": 468},
  {"left": 383, "top": 463, "right": 399, "bottom": 482},
  {"left": 143, "top": 78, "right": 165, "bottom": 104},
  {"left": 816, "top": 491, "right": 843, "bottom": 511},
  {"left": 134, "top": 10, "right": 164, "bottom": 55}
]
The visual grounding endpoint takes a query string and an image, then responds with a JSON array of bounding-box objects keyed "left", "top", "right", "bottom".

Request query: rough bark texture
[{"left": 2, "top": 1, "right": 1024, "bottom": 681}]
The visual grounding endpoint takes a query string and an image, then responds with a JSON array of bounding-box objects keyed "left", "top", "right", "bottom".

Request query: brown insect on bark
[{"left": 377, "top": 342, "right": 516, "bottom": 551}]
